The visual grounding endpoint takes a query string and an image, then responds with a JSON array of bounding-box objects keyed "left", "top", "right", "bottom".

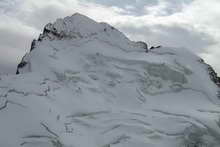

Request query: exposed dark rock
[
  {"left": 43, "top": 23, "right": 53, "bottom": 34},
  {"left": 150, "top": 45, "right": 161, "bottom": 50},
  {"left": 38, "top": 34, "right": 43, "bottom": 41},
  {"left": 198, "top": 58, "right": 220, "bottom": 87},
  {"left": 38, "top": 23, "right": 67, "bottom": 41},
  {"left": 217, "top": 91, "right": 220, "bottom": 98},
  {"left": 198, "top": 58, "right": 204, "bottom": 63},
  {"left": 17, "top": 61, "right": 27, "bottom": 69},
  {"left": 150, "top": 46, "right": 155, "bottom": 50},
  {"left": 16, "top": 61, "right": 27, "bottom": 75},
  {"left": 110, "top": 26, "right": 115, "bottom": 30},
  {"left": 16, "top": 54, "right": 29, "bottom": 75},
  {"left": 30, "top": 39, "right": 37, "bottom": 51}
]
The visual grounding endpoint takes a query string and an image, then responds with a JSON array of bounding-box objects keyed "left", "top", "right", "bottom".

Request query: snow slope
[{"left": 1, "top": 13, "right": 220, "bottom": 147}]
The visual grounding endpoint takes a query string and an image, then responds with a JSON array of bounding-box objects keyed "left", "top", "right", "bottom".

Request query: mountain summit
[
  {"left": 1, "top": 13, "right": 220, "bottom": 147},
  {"left": 38, "top": 13, "right": 123, "bottom": 41}
]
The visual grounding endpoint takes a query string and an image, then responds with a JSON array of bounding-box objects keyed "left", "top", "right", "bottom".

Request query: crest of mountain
[{"left": 1, "top": 13, "right": 220, "bottom": 147}]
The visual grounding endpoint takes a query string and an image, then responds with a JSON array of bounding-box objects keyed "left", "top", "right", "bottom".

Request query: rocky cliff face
[
  {"left": 2, "top": 13, "right": 220, "bottom": 147},
  {"left": 198, "top": 58, "right": 220, "bottom": 87}
]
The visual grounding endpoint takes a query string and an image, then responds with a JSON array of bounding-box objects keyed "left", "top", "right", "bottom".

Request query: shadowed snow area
[{"left": 1, "top": 13, "right": 220, "bottom": 147}]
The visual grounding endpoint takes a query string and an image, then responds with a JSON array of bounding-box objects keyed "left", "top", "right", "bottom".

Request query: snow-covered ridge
[
  {"left": 37, "top": 13, "right": 128, "bottom": 41},
  {"left": 1, "top": 13, "right": 220, "bottom": 147}
]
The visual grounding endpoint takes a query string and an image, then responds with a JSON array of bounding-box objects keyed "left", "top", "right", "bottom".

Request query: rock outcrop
[{"left": 199, "top": 58, "right": 220, "bottom": 87}]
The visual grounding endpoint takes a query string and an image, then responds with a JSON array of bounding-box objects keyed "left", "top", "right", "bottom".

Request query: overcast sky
[{"left": 0, "top": 0, "right": 220, "bottom": 75}]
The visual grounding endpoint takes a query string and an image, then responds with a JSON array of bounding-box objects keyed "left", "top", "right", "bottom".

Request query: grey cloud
[
  {"left": 0, "top": 27, "right": 33, "bottom": 50},
  {"left": 0, "top": 0, "right": 22, "bottom": 14},
  {"left": 82, "top": 0, "right": 158, "bottom": 7},
  {"left": 82, "top": 0, "right": 159, "bottom": 16},
  {"left": 1, "top": 0, "right": 70, "bottom": 31},
  {"left": 22, "top": 4, "right": 69, "bottom": 30},
  {"left": 158, "top": 0, "right": 195, "bottom": 16},
  {"left": 82, "top": 0, "right": 194, "bottom": 16},
  {"left": 0, "top": 45, "right": 25, "bottom": 74},
  {"left": 120, "top": 24, "right": 215, "bottom": 53},
  {"left": 151, "top": 25, "right": 215, "bottom": 51}
]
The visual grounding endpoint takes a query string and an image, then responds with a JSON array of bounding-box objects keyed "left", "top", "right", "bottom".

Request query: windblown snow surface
[{"left": 1, "top": 13, "right": 220, "bottom": 147}]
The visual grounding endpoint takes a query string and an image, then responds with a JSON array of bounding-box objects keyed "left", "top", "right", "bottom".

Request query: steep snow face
[{"left": 2, "top": 13, "right": 220, "bottom": 147}]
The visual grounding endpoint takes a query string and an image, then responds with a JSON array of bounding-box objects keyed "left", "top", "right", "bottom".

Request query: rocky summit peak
[{"left": 38, "top": 13, "right": 113, "bottom": 41}]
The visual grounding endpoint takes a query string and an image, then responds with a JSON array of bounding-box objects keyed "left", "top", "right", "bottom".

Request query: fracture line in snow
[
  {"left": 40, "top": 122, "right": 59, "bottom": 138},
  {"left": 151, "top": 109, "right": 208, "bottom": 130}
]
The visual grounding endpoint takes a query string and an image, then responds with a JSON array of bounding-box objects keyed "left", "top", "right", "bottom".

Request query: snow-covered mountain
[{"left": 1, "top": 13, "right": 220, "bottom": 147}]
